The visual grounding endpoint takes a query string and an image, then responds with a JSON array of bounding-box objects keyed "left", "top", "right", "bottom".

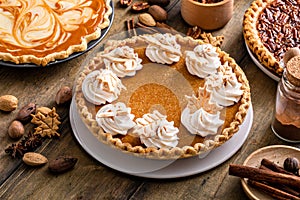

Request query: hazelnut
[
  {"left": 55, "top": 86, "right": 72, "bottom": 105},
  {"left": 283, "top": 157, "right": 299, "bottom": 175},
  {"left": 8, "top": 120, "right": 25, "bottom": 140}
]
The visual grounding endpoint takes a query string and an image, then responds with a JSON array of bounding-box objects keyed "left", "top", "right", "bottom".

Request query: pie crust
[
  {"left": 243, "top": 0, "right": 299, "bottom": 77},
  {"left": 0, "top": 0, "right": 112, "bottom": 66},
  {"left": 75, "top": 34, "right": 251, "bottom": 159}
]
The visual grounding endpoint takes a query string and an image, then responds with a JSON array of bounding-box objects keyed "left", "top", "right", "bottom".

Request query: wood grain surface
[{"left": 0, "top": 0, "right": 299, "bottom": 199}]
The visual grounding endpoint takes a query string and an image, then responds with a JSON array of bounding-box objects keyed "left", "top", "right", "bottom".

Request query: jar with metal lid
[{"left": 271, "top": 48, "right": 300, "bottom": 142}]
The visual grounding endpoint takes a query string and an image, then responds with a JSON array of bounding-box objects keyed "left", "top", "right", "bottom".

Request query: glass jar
[{"left": 271, "top": 56, "right": 300, "bottom": 142}]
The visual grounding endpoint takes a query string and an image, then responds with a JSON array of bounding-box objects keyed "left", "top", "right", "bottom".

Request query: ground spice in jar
[{"left": 271, "top": 54, "right": 300, "bottom": 142}]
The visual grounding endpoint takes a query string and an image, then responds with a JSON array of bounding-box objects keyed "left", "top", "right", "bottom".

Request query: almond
[
  {"left": 23, "top": 152, "right": 48, "bottom": 166},
  {"left": 138, "top": 13, "right": 156, "bottom": 27},
  {"left": 0, "top": 95, "right": 18, "bottom": 112},
  {"left": 148, "top": 5, "right": 167, "bottom": 21}
]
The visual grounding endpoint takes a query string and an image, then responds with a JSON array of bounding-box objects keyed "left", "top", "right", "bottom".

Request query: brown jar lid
[{"left": 286, "top": 55, "right": 300, "bottom": 87}]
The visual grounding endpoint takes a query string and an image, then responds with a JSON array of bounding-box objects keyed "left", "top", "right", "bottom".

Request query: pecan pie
[
  {"left": 243, "top": 0, "right": 300, "bottom": 77},
  {"left": 0, "top": 0, "right": 112, "bottom": 66},
  {"left": 75, "top": 33, "right": 251, "bottom": 159}
]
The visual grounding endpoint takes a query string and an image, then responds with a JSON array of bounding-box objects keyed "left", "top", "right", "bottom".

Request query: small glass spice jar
[{"left": 271, "top": 51, "right": 300, "bottom": 142}]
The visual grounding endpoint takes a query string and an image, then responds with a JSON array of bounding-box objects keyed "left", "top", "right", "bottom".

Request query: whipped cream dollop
[
  {"left": 204, "top": 63, "right": 243, "bottom": 107},
  {"left": 142, "top": 33, "right": 181, "bottom": 64},
  {"left": 185, "top": 44, "right": 221, "bottom": 78},
  {"left": 181, "top": 87, "right": 224, "bottom": 137},
  {"left": 133, "top": 110, "right": 179, "bottom": 149},
  {"left": 96, "top": 102, "right": 136, "bottom": 135},
  {"left": 82, "top": 69, "right": 126, "bottom": 105},
  {"left": 101, "top": 46, "right": 143, "bottom": 77},
  {"left": 181, "top": 107, "right": 224, "bottom": 137}
]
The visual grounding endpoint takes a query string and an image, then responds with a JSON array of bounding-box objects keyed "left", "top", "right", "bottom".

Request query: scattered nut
[
  {"left": 55, "top": 86, "right": 72, "bottom": 105},
  {"left": 16, "top": 102, "right": 36, "bottom": 123},
  {"left": 36, "top": 106, "right": 52, "bottom": 115},
  {"left": 0, "top": 95, "right": 18, "bottom": 112},
  {"left": 148, "top": 5, "right": 168, "bottom": 21},
  {"left": 8, "top": 120, "right": 24, "bottom": 140},
  {"left": 138, "top": 13, "right": 156, "bottom": 27},
  {"left": 23, "top": 152, "right": 48, "bottom": 166},
  {"left": 48, "top": 155, "right": 78, "bottom": 174},
  {"left": 131, "top": 1, "right": 150, "bottom": 12},
  {"left": 120, "top": 0, "right": 132, "bottom": 7},
  {"left": 147, "top": 0, "right": 170, "bottom": 7}
]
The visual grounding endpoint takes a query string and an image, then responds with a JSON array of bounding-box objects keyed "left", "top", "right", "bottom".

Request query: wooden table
[{"left": 0, "top": 0, "right": 299, "bottom": 199}]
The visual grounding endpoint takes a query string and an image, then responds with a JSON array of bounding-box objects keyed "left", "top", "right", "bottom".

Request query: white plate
[
  {"left": 245, "top": 43, "right": 280, "bottom": 82},
  {"left": 70, "top": 100, "right": 253, "bottom": 179}
]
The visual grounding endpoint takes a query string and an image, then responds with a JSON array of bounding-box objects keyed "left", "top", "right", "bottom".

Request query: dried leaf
[{"left": 31, "top": 107, "right": 61, "bottom": 138}]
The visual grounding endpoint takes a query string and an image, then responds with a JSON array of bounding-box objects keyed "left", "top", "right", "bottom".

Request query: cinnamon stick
[
  {"left": 229, "top": 164, "right": 300, "bottom": 190},
  {"left": 248, "top": 180, "right": 300, "bottom": 200},
  {"left": 261, "top": 158, "right": 295, "bottom": 175},
  {"left": 260, "top": 163, "right": 300, "bottom": 196}
]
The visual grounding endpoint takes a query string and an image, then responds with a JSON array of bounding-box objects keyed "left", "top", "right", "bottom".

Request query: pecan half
[{"left": 131, "top": 1, "right": 150, "bottom": 12}]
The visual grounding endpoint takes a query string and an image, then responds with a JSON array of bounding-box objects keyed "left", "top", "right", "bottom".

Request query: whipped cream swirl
[
  {"left": 181, "top": 86, "right": 224, "bottom": 137},
  {"left": 96, "top": 102, "right": 136, "bottom": 135},
  {"left": 204, "top": 63, "right": 243, "bottom": 106},
  {"left": 101, "top": 46, "right": 143, "bottom": 77},
  {"left": 82, "top": 69, "right": 126, "bottom": 105},
  {"left": 142, "top": 33, "right": 181, "bottom": 64},
  {"left": 133, "top": 110, "right": 179, "bottom": 149},
  {"left": 181, "top": 107, "right": 224, "bottom": 137},
  {"left": 185, "top": 44, "right": 221, "bottom": 78}
]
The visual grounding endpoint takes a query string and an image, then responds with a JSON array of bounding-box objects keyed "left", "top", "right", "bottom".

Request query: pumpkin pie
[
  {"left": 0, "top": 0, "right": 112, "bottom": 66},
  {"left": 243, "top": 0, "right": 299, "bottom": 77},
  {"left": 75, "top": 33, "right": 251, "bottom": 159}
]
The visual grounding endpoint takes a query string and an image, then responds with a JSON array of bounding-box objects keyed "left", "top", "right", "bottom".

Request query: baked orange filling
[{"left": 0, "top": 0, "right": 106, "bottom": 57}]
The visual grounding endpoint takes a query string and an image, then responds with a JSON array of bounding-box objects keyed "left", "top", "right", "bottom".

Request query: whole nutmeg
[
  {"left": 16, "top": 102, "right": 36, "bottom": 123},
  {"left": 147, "top": 0, "right": 170, "bottom": 7},
  {"left": 8, "top": 120, "right": 25, "bottom": 140},
  {"left": 55, "top": 86, "right": 72, "bottom": 105},
  {"left": 283, "top": 157, "right": 299, "bottom": 175},
  {"left": 0, "top": 95, "right": 18, "bottom": 112},
  {"left": 138, "top": 13, "right": 156, "bottom": 27},
  {"left": 148, "top": 5, "right": 168, "bottom": 21}
]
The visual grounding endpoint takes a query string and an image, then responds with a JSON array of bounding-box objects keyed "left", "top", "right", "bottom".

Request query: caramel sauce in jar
[{"left": 271, "top": 55, "right": 300, "bottom": 142}]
